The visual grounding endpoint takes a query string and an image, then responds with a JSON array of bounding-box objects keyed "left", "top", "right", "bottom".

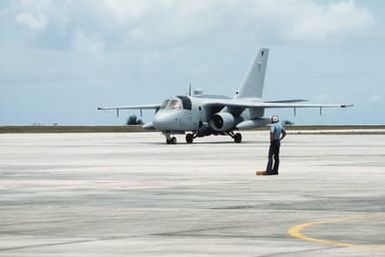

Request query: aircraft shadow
[{"left": 143, "top": 140, "right": 264, "bottom": 145}]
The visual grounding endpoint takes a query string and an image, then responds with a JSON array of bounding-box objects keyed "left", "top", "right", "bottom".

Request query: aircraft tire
[
  {"left": 186, "top": 133, "right": 194, "bottom": 144},
  {"left": 171, "top": 137, "right": 177, "bottom": 144},
  {"left": 234, "top": 133, "right": 242, "bottom": 143}
]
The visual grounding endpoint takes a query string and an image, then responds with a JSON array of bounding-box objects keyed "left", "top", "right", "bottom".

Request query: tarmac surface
[{"left": 0, "top": 132, "right": 384, "bottom": 256}]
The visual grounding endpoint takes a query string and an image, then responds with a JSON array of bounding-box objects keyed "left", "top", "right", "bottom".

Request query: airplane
[{"left": 98, "top": 48, "right": 352, "bottom": 144}]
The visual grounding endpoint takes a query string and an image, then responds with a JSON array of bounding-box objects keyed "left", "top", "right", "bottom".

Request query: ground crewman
[{"left": 265, "top": 115, "right": 286, "bottom": 175}]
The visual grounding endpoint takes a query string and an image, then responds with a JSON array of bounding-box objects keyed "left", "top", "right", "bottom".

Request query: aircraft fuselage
[{"left": 151, "top": 95, "right": 261, "bottom": 144}]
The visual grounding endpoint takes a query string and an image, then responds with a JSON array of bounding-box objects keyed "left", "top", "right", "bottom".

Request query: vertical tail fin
[{"left": 235, "top": 48, "right": 269, "bottom": 99}]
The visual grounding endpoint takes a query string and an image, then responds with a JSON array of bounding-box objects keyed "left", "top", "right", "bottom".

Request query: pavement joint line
[{"left": 288, "top": 213, "right": 385, "bottom": 253}]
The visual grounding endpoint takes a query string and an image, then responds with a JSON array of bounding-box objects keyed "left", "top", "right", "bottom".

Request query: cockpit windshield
[
  {"left": 167, "top": 99, "right": 182, "bottom": 109},
  {"left": 160, "top": 98, "right": 182, "bottom": 109},
  {"left": 160, "top": 100, "right": 169, "bottom": 109}
]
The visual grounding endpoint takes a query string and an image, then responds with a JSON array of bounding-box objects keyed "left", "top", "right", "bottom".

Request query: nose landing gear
[
  {"left": 165, "top": 132, "right": 177, "bottom": 144},
  {"left": 166, "top": 137, "right": 177, "bottom": 144}
]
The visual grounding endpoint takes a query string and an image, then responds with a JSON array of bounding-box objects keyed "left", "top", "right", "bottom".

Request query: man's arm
[
  {"left": 270, "top": 125, "right": 275, "bottom": 142},
  {"left": 280, "top": 129, "right": 287, "bottom": 141}
]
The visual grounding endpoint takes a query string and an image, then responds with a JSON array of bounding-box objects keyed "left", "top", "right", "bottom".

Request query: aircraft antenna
[{"left": 188, "top": 83, "right": 192, "bottom": 96}]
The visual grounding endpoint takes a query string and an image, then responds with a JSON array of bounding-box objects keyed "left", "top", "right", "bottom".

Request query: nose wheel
[
  {"left": 166, "top": 137, "right": 177, "bottom": 144},
  {"left": 165, "top": 132, "right": 177, "bottom": 144}
]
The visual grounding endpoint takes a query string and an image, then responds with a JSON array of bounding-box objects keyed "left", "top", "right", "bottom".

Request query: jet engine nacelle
[{"left": 210, "top": 112, "right": 235, "bottom": 131}]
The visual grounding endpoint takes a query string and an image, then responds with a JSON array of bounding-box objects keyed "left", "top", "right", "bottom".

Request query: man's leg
[
  {"left": 266, "top": 143, "right": 274, "bottom": 174},
  {"left": 272, "top": 142, "right": 280, "bottom": 174}
]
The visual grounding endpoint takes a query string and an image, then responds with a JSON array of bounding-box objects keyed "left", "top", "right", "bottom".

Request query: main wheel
[
  {"left": 234, "top": 133, "right": 242, "bottom": 143},
  {"left": 186, "top": 133, "right": 194, "bottom": 144},
  {"left": 171, "top": 137, "right": 177, "bottom": 144}
]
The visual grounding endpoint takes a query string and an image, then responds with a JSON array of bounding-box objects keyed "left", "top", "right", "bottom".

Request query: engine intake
[{"left": 210, "top": 112, "right": 235, "bottom": 131}]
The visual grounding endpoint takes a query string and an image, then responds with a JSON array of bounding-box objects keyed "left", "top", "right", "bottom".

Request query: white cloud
[
  {"left": 101, "top": 0, "right": 149, "bottom": 24},
  {"left": 13, "top": 0, "right": 52, "bottom": 31},
  {"left": 8, "top": 0, "right": 375, "bottom": 49},
  {"left": 287, "top": 0, "right": 374, "bottom": 41},
  {"left": 16, "top": 11, "right": 47, "bottom": 31},
  {"left": 91, "top": 0, "right": 375, "bottom": 44}
]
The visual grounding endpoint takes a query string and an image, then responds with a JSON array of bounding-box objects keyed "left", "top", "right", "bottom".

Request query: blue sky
[{"left": 0, "top": 0, "right": 384, "bottom": 125}]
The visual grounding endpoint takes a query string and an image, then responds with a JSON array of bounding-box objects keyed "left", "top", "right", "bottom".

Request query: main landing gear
[
  {"left": 185, "top": 132, "right": 198, "bottom": 144},
  {"left": 185, "top": 131, "right": 242, "bottom": 144},
  {"left": 228, "top": 131, "right": 242, "bottom": 143},
  {"left": 165, "top": 131, "right": 242, "bottom": 144}
]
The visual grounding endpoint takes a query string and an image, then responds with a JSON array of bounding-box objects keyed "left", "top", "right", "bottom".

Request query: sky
[{"left": 0, "top": 0, "right": 384, "bottom": 125}]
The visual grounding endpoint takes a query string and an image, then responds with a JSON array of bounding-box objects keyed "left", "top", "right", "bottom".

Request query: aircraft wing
[
  {"left": 263, "top": 99, "right": 307, "bottom": 103},
  {"left": 97, "top": 104, "right": 162, "bottom": 118},
  {"left": 203, "top": 98, "right": 353, "bottom": 109},
  {"left": 97, "top": 104, "right": 161, "bottom": 111}
]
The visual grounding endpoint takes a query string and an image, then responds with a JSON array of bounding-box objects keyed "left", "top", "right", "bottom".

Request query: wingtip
[{"left": 341, "top": 104, "right": 354, "bottom": 108}]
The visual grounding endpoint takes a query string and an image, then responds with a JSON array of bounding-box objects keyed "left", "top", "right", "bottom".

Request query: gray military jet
[{"left": 98, "top": 48, "right": 352, "bottom": 144}]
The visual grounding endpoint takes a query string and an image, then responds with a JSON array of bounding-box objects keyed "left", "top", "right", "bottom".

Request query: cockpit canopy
[
  {"left": 160, "top": 96, "right": 192, "bottom": 110},
  {"left": 160, "top": 99, "right": 181, "bottom": 109}
]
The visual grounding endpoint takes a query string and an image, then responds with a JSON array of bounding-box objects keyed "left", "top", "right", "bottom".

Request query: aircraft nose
[{"left": 153, "top": 112, "right": 178, "bottom": 130}]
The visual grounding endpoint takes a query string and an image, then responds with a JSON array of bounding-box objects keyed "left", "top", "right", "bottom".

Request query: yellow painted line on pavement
[{"left": 288, "top": 214, "right": 385, "bottom": 253}]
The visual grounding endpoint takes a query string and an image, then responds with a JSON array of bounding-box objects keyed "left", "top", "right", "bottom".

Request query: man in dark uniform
[{"left": 265, "top": 115, "right": 286, "bottom": 175}]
